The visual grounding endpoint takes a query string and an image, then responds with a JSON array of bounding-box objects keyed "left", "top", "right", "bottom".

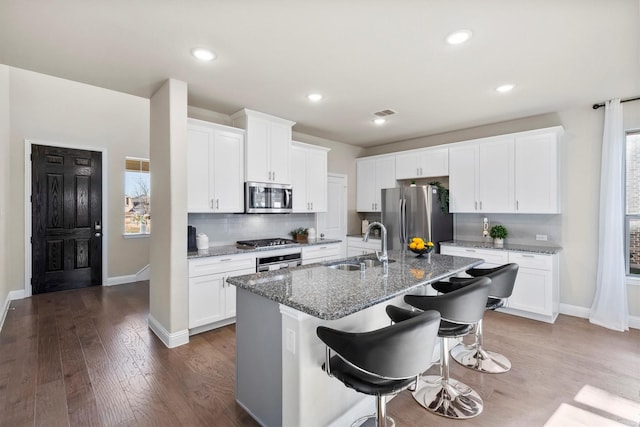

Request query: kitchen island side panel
[{"left": 236, "top": 288, "right": 283, "bottom": 427}]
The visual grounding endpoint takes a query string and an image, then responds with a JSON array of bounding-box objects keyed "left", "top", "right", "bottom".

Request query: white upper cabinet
[
  {"left": 356, "top": 155, "right": 396, "bottom": 212},
  {"left": 187, "top": 119, "right": 244, "bottom": 213},
  {"left": 231, "top": 109, "right": 295, "bottom": 184},
  {"left": 449, "top": 127, "right": 562, "bottom": 214},
  {"left": 291, "top": 141, "right": 329, "bottom": 212},
  {"left": 477, "top": 136, "right": 515, "bottom": 213},
  {"left": 514, "top": 130, "right": 561, "bottom": 213},
  {"left": 395, "top": 146, "right": 448, "bottom": 180},
  {"left": 450, "top": 137, "right": 515, "bottom": 213}
]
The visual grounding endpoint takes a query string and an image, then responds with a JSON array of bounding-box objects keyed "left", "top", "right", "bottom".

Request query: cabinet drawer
[
  {"left": 441, "top": 246, "right": 509, "bottom": 265},
  {"left": 302, "top": 244, "right": 341, "bottom": 260},
  {"left": 508, "top": 252, "right": 552, "bottom": 270},
  {"left": 189, "top": 254, "right": 256, "bottom": 277}
]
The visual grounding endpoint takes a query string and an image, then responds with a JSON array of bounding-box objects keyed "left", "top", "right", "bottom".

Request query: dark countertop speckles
[
  {"left": 187, "top": 238, "right": 342, "bottom": 259},
  {"left": 226, "top": 250, "right": 483, "bottom": 320},
  {"left": 441, "top": 240, "right": 562, "bottom": 254}
]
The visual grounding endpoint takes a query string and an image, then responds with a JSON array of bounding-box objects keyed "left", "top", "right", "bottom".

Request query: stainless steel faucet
[{"left": 363, "top": 221, "right": 388, "bottom": 265}]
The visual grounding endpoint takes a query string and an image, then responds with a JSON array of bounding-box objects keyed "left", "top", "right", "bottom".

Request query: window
[
  {"left": 625, "top": 131, "right": 640, "bottom": 275},
  {"left": 124, "top": 158, "right": 151, "bottom": 235}
]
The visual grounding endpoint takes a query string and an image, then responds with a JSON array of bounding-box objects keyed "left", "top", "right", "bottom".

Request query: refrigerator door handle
[
  {"left": 401, "top": 198, "right": 408, "bottom": 244},
  {"left": 398, "top": 199, "right": 404, "bottom": 244}
]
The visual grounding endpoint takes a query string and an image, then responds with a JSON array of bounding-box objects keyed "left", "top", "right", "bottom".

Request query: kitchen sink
[
  {"left": 327, "top": 263, "right": 361, "bottom": 271},
  {"left": 324, "top": 256, "right": 396, "bottom": 271}
]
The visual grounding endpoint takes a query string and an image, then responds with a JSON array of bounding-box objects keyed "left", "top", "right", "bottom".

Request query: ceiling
[{"left": 1, "top": 1, "right": 639, "bottom": 147}]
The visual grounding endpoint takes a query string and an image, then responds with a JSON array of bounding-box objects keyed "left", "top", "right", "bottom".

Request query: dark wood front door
[{"left": 31, "top": 145, "right": 102, "bottom": 294}]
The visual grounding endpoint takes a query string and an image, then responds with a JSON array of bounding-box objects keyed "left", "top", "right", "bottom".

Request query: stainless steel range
[
  {"left": 236, "top": 238, "right": 299, "bottom": 249},
  {"left": 236, "top": 238, "right": 302, "bottom": 272}
]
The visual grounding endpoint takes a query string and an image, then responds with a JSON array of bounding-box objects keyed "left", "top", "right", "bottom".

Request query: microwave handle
[{"left": 285, "top": 188, "right": 291, "bottom": 208}]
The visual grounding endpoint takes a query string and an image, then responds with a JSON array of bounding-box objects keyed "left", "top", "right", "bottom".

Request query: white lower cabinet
[
  {"left": 188, "top": 254, "right": 256, "bottom": 334},
  {"left": 346, "top": 237, "right": 382, "bottom": 257},
  {"left": 301, "top": 243, "right": 341, "bottom": 265},
  {"left": 440, "top": 245, "right": 559, "bottom": 323}
]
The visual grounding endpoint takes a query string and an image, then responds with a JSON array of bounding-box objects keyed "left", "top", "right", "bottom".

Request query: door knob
[{"left": 95, "top": 232, "right": 101, "bottom": 237}]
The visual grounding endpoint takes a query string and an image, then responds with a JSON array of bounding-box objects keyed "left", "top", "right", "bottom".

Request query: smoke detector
[{"left": 373, "top": 109, "right": 397, "bottom": 117}]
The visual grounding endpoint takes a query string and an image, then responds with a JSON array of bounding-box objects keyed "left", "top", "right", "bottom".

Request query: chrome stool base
[
  {"left": 412, "top": 375, "right": 483, "bottom": 419},
  {"left": 450, "top": 342, "right": 512, "bottom": 374},
  {"left": 352, "top": 414, "right": 395, "bottom": 427}
]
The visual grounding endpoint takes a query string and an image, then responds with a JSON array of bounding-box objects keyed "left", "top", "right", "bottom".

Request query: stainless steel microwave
[{"left": 245, "top": 182, "right": 293, "bottom": 213}]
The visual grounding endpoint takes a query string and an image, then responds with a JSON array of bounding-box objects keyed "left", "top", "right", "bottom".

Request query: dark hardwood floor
[{"left": 0, "top": 282, "right": 638, "bottom": 427}]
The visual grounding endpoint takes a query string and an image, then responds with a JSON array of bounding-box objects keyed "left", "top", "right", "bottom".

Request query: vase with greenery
[
  {"left": 290, "top": 227, "right": 308, "bottom": 242},
  {"left": 489, "top": 225, "right": 508, "bottom": 247}
]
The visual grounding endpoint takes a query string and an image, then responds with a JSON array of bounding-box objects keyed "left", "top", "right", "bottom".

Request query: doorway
[
  {"left": 317, "top": 173, "right": 348, "bottom": 258},
  {"left": 30, "top": 144, "right": 103, "bottom": 294}
]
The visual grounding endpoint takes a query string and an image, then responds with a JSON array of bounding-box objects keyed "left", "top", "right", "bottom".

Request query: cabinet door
[
  {"left": 477, "top": 137, "right": 514, "bottom": 213},
  {"left": 189, "top": 274, "right": 225, "bottom": 328},
  {"left": 213, "top": 129, "right": 244, "bottom": 213},
  {"left": 269, "top": 121, "right": 292, "bottom": 184},
  {"left": 291, "top": 146, "right": 308, "bottom": 212},
  {"left": 375, "top": 156, "right": 397, "bottom": 210},
  {"left": 507, "top": 267, "right": 552, "bottom": 315},
  {"left": 449, "top": 145, "right": 478, "bottom": 213},
  {"left": 187, "top": 125, "right": 214, "bottom": 212},
  {"left": 224, "top": 268, "right": 255, "bottom": 318},
  {"left": 357, "top": 158, "right": 377, "bottom": 211},
  {"left": 395, "top": 152, "right": 421, "bottom": 180},
  {"left": 307, "top": 148, "right": 327, "bottom": 212},
  {"left": 515, "top": 133, "right": 559, "bottom": 213},
  {"left": 245, "top": 116, "right": 270, "bottom": 182},
  {"left": 419, "top": 147, "right": 449, "bottom": 177}
]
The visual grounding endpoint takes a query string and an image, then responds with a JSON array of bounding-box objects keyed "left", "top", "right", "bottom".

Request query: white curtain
[{"left": 590, "top": 99, "right": 629, "bottom": 331}]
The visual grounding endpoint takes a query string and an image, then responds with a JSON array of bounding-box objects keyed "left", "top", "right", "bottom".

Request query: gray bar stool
[
  {"left": 433, "top": 263, "right": 519, "bottom": 374},
  {"left": 389, "top": 277, "right": 491, "bottom": 419},
  {"left": 317, "top": 308, "right": 441, "bottom": 427}
]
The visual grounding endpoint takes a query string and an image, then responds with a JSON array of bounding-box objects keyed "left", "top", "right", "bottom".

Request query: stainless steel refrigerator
[{"left": 381, "top": 185, "right": 453, "bottom": 253}]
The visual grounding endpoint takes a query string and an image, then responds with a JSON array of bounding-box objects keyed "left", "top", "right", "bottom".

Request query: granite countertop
[
  {"left": 187, "top": 238, "right": 342, "bottom": 259},
  {"left": 226, "top": 250, "right": 483, "bottom": 320},
  {"left": 441, "top": 240, "right": 562, "bottom": 254}
]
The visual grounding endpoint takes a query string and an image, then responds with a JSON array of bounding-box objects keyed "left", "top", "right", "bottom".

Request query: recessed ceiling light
[
  {"left": 191, "top": 48, "right": 216, "bottom": 61},
  {"left": 496, "top": 84, "right": 516, "bottom": 93},
  {"left": 307, "top": 93, "right": 323, "bottom": 102},
  {"left": 373, "top": 118, "right": 386, "bottom": 125},
  {"left": 446, "top": 30, "right": 472, "bottom": 45}
]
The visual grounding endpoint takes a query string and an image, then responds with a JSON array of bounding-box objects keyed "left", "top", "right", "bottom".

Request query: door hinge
[
  {"left": 30, "top": 277, "right": 33, "bottom": 285},
  {"left": 30, "top": 153, "right": 32, "bottom": 161},
  {"left": 30, "top": 236, "right": 32, "bottom": 244}
]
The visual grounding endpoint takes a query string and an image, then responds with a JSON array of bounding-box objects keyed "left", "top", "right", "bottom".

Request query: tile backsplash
[
  {"left": 454, "top": 213, "right": 562, "bottom": 246},
  {"left": 188, "top": 213, "right": 316, "bottom": 245}
]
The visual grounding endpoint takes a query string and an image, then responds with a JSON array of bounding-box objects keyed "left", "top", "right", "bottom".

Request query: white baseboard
[
  {"left": 147, "top": 314, "right": 189, "bottom": 348},
  {"left": 1, "top": 290, "right": 26, "bottom": 332},
  {"left": 560, "top": 303, "right": 640, "bottom": 330},
  {"left": 106, "top": 264, "right": 150, "bottom": 286},
  {"left": 105, "top": 274, "right": 137, "bottom": 286},
  {"left": 136, "top": 264, "right": 150, "bottom": 281}
]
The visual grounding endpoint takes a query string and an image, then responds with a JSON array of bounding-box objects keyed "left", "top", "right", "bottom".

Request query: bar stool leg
[
  {"left": 450, "top": 319, "right": 512, "bottom": 373},
  {"left": 411, "top": 336, "right": 483, "bottom": 419},
  {"left": 352, "top": 395, "right": 395, "bottom": 427}
]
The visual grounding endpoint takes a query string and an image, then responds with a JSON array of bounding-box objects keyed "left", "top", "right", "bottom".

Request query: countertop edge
[
  {"left": 188, "top": 239, "right": 342, "bottom": 259},
  {"left": 441, "top": 240, "right": 562, "bottom": 254}
]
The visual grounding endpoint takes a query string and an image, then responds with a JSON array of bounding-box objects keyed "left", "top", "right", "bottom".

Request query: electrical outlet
[
  {"left": 286, "top": 328, "right": 296, "bottom": 354},
  {"left": 536, "top": 234, "right": 548, "bottom": 241}
]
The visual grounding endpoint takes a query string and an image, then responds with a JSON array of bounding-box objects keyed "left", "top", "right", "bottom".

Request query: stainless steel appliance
[
  {"left": 245, "top": 182, "right": 293, "bottom": 213},
  {"left": 236, "top": 238, "right": 302, "bottom": 272},
  {"left": 255, "top": 251, "right": 302, "bottom": 272},
  {"left": 381, "top": 185, "right": 453, "bottom": 253}
]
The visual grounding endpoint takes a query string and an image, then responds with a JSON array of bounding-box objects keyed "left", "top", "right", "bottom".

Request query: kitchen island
[{"left": 226, "top": 250, "right": 483, "bottom": 427}]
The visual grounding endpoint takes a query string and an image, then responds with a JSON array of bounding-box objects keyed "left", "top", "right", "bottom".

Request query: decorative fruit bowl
[{"left": 408, "top": 237, "right": 434, "bottom": 257}]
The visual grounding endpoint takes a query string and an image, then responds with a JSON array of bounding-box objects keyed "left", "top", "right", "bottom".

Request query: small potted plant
[
  {"left": 489, "top": 225, "right": 508, "bottom": 247},
  {"left": 290, "top": 227, "right": 308, "bottom": 243}
]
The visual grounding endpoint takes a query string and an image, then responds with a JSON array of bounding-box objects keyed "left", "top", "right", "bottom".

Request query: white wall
[
  {"left": 5, "top": 66, "right": 150, "bottom": 295},
  {"left": 0, "top": 65, "right": 10, "bottom": 312},
  {"left": 362, "top": 105, "right": 640, "bottom": 318},
  {"left": 149, "top": 79, "right": 189, "bottom": 344}
]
